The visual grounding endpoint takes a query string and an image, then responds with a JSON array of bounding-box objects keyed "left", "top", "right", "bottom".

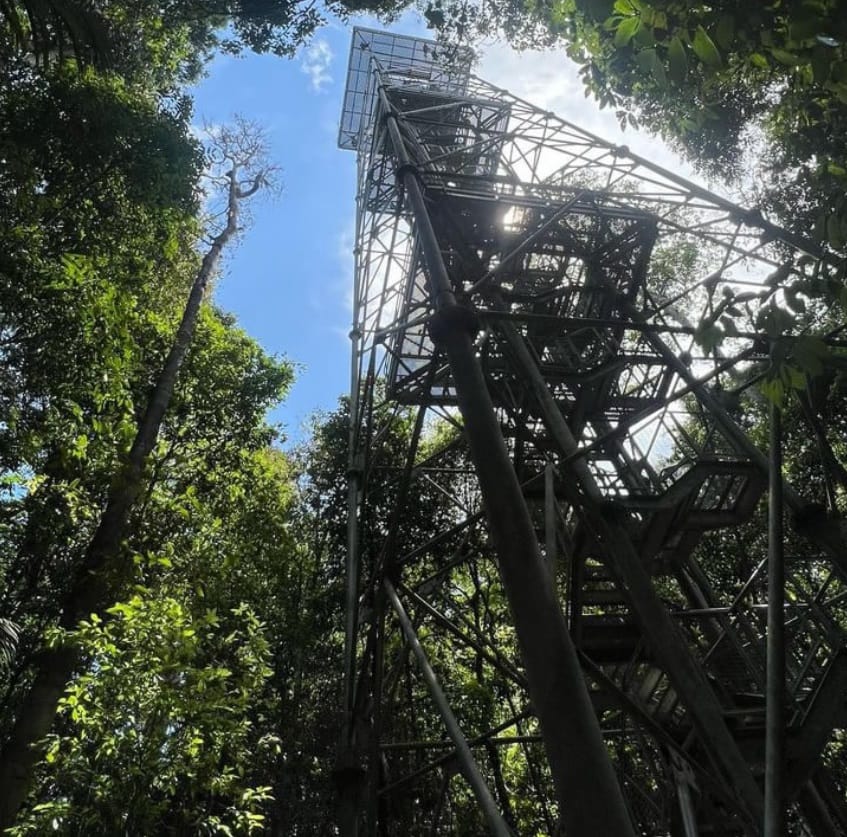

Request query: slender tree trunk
[{"left": 0, "top": 170, "right": 248, "bottom": 828}]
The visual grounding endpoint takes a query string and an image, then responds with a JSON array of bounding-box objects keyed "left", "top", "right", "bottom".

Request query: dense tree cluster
[{"left": 0, "top": 2, "right": 321, "bottom": 831}]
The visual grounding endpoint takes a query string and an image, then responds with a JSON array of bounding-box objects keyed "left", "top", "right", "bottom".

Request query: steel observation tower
[{"left": 334, "top": 27, "right": 847, "bottom": 836}]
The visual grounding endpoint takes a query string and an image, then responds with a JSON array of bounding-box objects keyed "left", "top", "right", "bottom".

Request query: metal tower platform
[{"left": 335, "top": 27, "right": 847, "bottom": 836}]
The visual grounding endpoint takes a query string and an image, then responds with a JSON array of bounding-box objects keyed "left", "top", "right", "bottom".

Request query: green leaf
[
  {"left": 580, "top": 0, "right": 617, "bottom": 21},
  {"left": 788, "top": 15, "right": 822, "bottom": 43},
  {"left": 163, "top": 232, "right": 180, "bottom": 260},
  {"left": 761, "top": 376, "right": 785, "bottom": 406},
  {"left": 719, "top": 315, "right": 740, "bottom": 336},
  {"left": 811, "top": 46, "right": 833, "bottom": 82},
  {"left": 693, "top": 26, "right": 722, "bottom": 68},
  {"left": 694, "top": 321, "right": 724, "bottom": 352},
  {"left": 71, "top": 435, "right": 89, "bottom": 459},
  {"left": 785, "top": 364, "right": 806, "bottom": 390},
  {"left": 634, "top": 48, "right": 668, "bottom": 85},
  {"left": 423, "top": 5, "right": 445, "bottom": 28},
  {"left": 614, "top": 16, "right": 641, "bottom": 47},
  {"left": 715, "top": 15, "right": 735, "bottom": 50},
  {"left": 633, "top": 23, "right": 655, "bottom": 47},
  {"left": 771, "top": 48, "right": 800, "bottom": 66},
  {"left": 826, "top": 213, "right": 844, "bottom": 247},
  {"left": 793, "top": 335, "right": 830, "bottom": 376},
  {"left": 757, "top": 304, "right": 796, "bottom": 338},
  {"left": 667, "top": 36, "right": 687, "bottom": 83}
]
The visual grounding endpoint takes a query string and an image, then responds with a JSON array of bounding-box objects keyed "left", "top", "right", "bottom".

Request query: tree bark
[{"left": 0, "top": 169, "right": 248, "bottom": 828}]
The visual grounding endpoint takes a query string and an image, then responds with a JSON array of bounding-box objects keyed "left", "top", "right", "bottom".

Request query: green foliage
[
  {"left": 0, "top": 62, "right": 203, "bottom": 638},
  {"left": 1, "top": 0, "right": 411, "bottom": 85},
  {"left": 562, "top": 0, "right": 847, "bottom": 254},
  {"left": 10, "top": 594, "right": 275, "bottom": 835},
  {"left": 0, "top": 12, "right": 302, "bottom": 828},
  {"left": 0, "top": 63, "right": 202, "bottom": 214}
]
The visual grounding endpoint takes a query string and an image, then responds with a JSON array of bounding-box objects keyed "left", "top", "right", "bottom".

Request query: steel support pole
[
  {"left": 342, "top": 340, "right": 361, "bottom": 736},
  {"left": 765, "top": 400, "right": 785, "bottom": 836},
  {"left": 382, "top": 97, "right": 636, "bottom": 836},
  {"left": 545, "top": 461, "right": 557, "bottom": 584},
  {"left": 335, "top": 319, "right": 365, "bottom": 837},
  {"left": 384, "top": 580, "right": 513, "bottom": 837},
  {"left": 366, "top": 588, "right": 387, "bottom": 836},
  {"left": 671, "top": 751, "right": 701, "bottom": 837}
]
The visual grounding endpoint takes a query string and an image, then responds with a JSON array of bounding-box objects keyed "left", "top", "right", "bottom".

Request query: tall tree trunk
[{"left": 0, "top": 169, "right": 251, "bottom": 828}]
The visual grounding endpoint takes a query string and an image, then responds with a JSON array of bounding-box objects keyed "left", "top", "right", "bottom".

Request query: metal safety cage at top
[{"left": 335, "top": 26, "right": 847, "bottom": 837}]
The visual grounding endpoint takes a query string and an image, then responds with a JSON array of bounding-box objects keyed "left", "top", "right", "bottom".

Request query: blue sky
[{"left": 191, "top": 14, "right": 693, "bottom": 446}]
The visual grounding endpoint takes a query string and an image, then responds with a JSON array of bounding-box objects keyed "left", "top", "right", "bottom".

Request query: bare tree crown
[{"left": 200, "top": 115, "right": 281, "bottom": 240}]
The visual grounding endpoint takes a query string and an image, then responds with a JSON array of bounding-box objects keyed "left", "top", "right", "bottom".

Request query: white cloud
[
  {"left": 300, "top": 39, "right": 334, "bottom": 92},
  {"left": 478, "top": 42, "right": 698, "bottom": 183}
]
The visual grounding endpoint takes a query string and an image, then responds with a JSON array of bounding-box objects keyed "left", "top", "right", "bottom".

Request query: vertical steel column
[
  {"left": 384, "top": 580, "right": 513, "bottom": 837},
  {"left": 342, "top": 323, "right": 362, "bottom": 744},
  {"left": 672, "top": 752, "right": 700, "bottom": 837},
  {"left": 335, "top": 287, "right": 365, "bottom": 837},
  {"left": 765, "top": 399, "right": 785, "bottom": 836},
  {"left": 381, "top": 92, "right": 636, "bottom": 837},
  {"left": 545, "top": 461, "right": 557, "bottom": 585},
  {"left": 366, "top": 588, "right": 387, "bottom": 837}
]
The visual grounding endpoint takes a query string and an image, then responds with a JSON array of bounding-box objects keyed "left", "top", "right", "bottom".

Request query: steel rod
[
  {"left": 384, "top": 579, "right": 513, "bottom": 837},
  {"left": 545, "top": 461, "right": 557, "bottom": 585},
  {"left": 335, "top": 212, "right": 367, "bottom": 837},
  {"left": 765, "top": 399, "right": 785, "bottom": 836},
  {"left": 365, "top": 586, "right": 387, "bottom": 836}
]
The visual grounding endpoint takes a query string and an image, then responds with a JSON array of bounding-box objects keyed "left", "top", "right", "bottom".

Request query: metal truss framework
[{"left": 336, "top": 27, "right": 847, "bottom": 836}]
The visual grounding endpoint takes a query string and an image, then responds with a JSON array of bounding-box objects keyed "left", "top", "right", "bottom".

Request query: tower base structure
[{"left": 336, "top": 27, "right": 847, "bottom": 835}]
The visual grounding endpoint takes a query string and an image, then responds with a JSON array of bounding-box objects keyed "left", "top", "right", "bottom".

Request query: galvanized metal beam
[
  {"left": 384, "top": 580, "right": 513, "bottom": 837},
  {"left": 765, "top": 400, "right": 786, "bottom": 837}
]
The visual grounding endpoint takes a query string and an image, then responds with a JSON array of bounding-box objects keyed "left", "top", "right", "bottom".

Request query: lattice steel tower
[{"left": 335, "top": 27, "right": 847, "bottom": 836}]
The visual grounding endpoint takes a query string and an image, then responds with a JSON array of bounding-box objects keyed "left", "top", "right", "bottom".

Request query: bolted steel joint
[{"left": 428, "top": 304, "right": 480, "bottom": 344}]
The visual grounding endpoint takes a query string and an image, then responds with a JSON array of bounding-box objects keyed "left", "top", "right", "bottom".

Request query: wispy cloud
[
  {"left": 479, "top": 43, "right": 693, "bottom": 177},
  {"left": 300, "top": 39, "right": 333, "bottom": 92}
]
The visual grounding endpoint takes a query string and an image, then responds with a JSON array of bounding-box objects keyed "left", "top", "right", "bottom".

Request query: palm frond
[{"left": 0, "top": 617, "right": 19, "bottom": 667}]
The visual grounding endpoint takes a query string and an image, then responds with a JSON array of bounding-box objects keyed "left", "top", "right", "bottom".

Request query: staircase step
[
  {"left": 582, "top": 587, "right": 628, "bottom": 606},
  {"left": 579, "top": 618, "right": 640, "bottom": 663}
]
